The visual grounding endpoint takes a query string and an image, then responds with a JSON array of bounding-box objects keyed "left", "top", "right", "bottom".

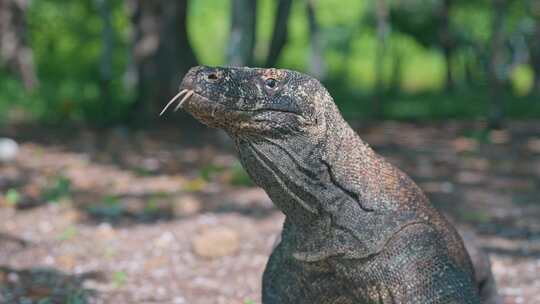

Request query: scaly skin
[{"left": 173, "top": 66, "right": 494, "bottom": 303}]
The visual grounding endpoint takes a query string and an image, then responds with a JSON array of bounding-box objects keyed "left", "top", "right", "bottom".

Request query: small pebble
[
  {"left": 0, "top": 138, "right": 19, "bottom": 162},
  {"left": 192, "top": 227, "right": 240, "bottom": 259}
]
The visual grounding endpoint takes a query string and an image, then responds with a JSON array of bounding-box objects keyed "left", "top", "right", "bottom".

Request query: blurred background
[
  {"left": 0, "top": 0, "right": 539, "bottom": 303},
  {"left": 0, "top": 0, "right": 540, "bottom": 124}
]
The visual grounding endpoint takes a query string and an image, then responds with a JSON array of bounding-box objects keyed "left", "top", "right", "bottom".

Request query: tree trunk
[
  {"left": 96, "top": 0, "right": 113, "bottom": 124},
  {"left": 488, "top": 0, "right": 506, "bottom": 128},
  {"left": 531, "top": 8, "right": 540, "bottom": 96},
  {"left": 464, "top": 48, "right": 476, "bottom": 88},
  {"left": 532, "top": 66, "right": 540, "bottom": 98},
  {"left": 306, "top": 0, "right": 326, "bottom": 80},
  {"left": 227, "top": 0, "right": 257, "bottom": 66},
  {"left": 439, "top": 0, "right": 454, "bottom": 92},
  {"left": 265, "top": 0, "right": 292, "bottom": 67},
  {"left": 533, "top": 33, "right": 540, "bottom": 96},
  {"left": 127, "top": 0, "right": 197, "bottom": 123},
  {"left": 374, "top": 0, "right": 389, "bottom": 116},
  {"left": 389, "top": 47, "right": 402, "bottom": 94},
  {"left": 0, "top": 0, "right": 38, "bottom": 90}
]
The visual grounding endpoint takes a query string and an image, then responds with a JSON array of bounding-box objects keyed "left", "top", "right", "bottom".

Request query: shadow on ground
[
  {"left": 0, "top": 266, "right": 103, "bottom": 304},
  {"left": 76, "top": 190, "right": 275, "bottom": 226},
  {"left": 1, "top": 122, "right": 275, "bottom": 226}
]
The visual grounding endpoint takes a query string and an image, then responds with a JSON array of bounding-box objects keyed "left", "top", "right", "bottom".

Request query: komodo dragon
[{"left": 161, "top": 66, "right": 500, "bottom": 304}]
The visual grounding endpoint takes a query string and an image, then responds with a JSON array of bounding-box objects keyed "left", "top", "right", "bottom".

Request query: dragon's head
[{"left": 162, "top": 66, "right": 334, "bottom": 138}]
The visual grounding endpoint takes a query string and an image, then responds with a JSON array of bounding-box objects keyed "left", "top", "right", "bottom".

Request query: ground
[{"left": 0, "top": 120, "right": 539, "bottom": 304}]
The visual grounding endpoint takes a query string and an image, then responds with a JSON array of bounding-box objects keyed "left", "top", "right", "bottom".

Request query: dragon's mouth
[
  {"left": 160, "top": 89, "right": 309, "bottom": 126},
  {"left": 159, "top": 89, "right": 195, "bottom": 116},
  {"left": 160, "top": 90, "right": 228, "bottom": 129}
]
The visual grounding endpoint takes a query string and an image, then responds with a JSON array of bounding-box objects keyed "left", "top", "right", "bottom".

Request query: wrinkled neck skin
[
  {"left": 222, "top": 92, "right": 473, "bottom": 273},
  {"left": 232, "top": 95, "right": 408, "bottom": 228}
]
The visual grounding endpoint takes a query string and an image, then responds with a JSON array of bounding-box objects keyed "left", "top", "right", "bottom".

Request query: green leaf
[
  {"left": 58, "top": 226, "right": 78, "bottom": 241},
  {"left": 5, "top": 188, "right": 20, "bottom": 206},
  {"left": 112, "top": 271, "right": 127, "bottom": 288},
  {"left": 42, "top": 175, "right": 72, "bottom": 202},
  {"left": 229, "top": 162, "right": 253, "bottom": 187}
]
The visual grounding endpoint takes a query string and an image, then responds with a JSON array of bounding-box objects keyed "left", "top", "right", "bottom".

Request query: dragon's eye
[{"left": 265, "top": 78, "right": 278, "bottom": 89}]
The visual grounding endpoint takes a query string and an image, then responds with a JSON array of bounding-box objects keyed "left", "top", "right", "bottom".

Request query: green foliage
[
  {"left": 11, "top": 0, "right": 132, "bottom": 124},
  {"left": 112, "top": 271, "right": 128, "bottom": 288},
  {"left": 144, "top": 197, "right": 160, "bottom": 214},
  {"left": 458, "top": 209, "right": 492, "bottom": 224},
  {"left": 42, "top": 176, "right": 72, "bottom": 203},
  {"left": 198, "top": 161, "right": 253, "bottom": 187},
  {"left": 462, "top": 127, "right": 491, "bottom": 144},
  {"left": 87, "top": 196, "right": 124, "bottom": 219},
  {"left": 5, "top": 188, "right": 21, "bottom": 206},
  {"left": 335, "top": 88, "right": 540, "bottom": 120},
  {"left": 229, "top": 161, "right": 254, "bottom": 187},
  {"left": 58, "top": 226, "right": 79, "bottom": 241},
  {"left": 65, "top": 291, "right": 88, "bottom": 304},
  {"left": 386, "top": 1, "right": 442, "bottom": 48},
  {"left": 143, "top": 195, "right": 172, "bottom": 217},
  {"left": 199, "top": 164, "right": 226, "bottom": 182},
  {"left": 189, "top": 0, "right": 230, "bottom": 65},
  {"left": 0, "top": 72, "right": 36, "bottom": 123},
  {"left": 0, "top": 0, "right": 539, "bottom": 123},
  {"left": 34, "top": 285, "right": 89, "bottom": 304}
]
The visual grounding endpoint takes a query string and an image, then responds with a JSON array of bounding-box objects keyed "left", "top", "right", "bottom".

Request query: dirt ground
[{"left": 0, "top": 121, "right": 539, "bottom": 304}]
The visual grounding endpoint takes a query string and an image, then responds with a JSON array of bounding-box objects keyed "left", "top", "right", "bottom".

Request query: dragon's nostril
[{"left": 207, "top": 73, "right": 218, "bottom": 81}]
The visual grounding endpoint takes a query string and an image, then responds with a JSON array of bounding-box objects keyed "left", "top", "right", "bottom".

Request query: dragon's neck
[{"left": 234, "top": 106, "right": 394, "bottom": 226}]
